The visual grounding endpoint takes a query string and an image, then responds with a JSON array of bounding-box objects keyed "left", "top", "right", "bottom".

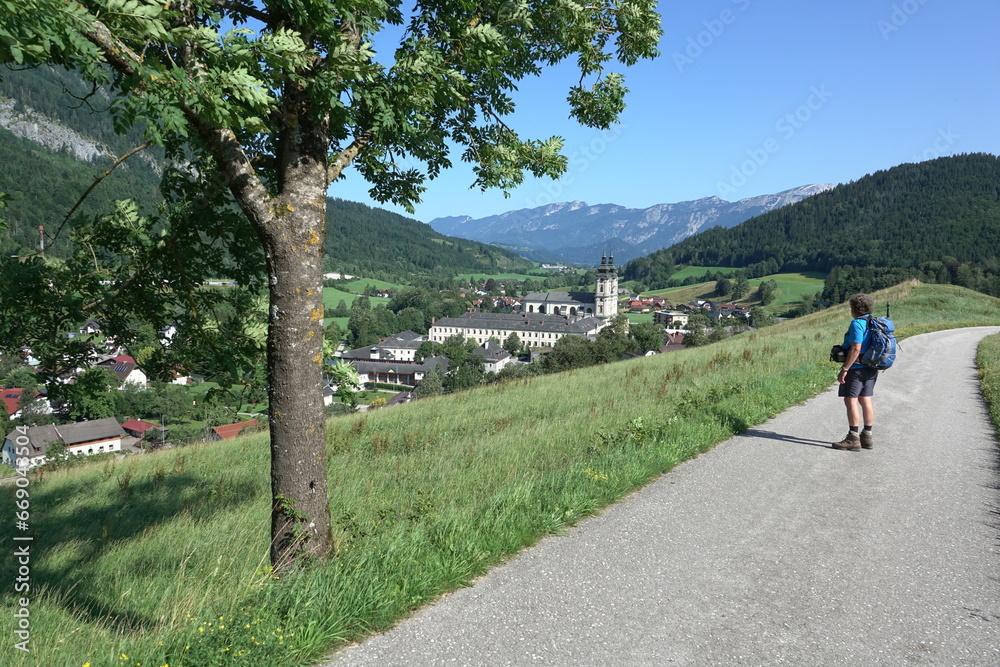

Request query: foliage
[
  {"left": 413, "top": 366, "right": 443, "bottom": 398},
  {"left": 2, "top": 367, "right": 38, "bottom": 390},
  {"left": 58, "top": 367, "right": 120, "bottom": 421},
  {"left": 328, "top": 361, "right": 362, "bottom": 412}
]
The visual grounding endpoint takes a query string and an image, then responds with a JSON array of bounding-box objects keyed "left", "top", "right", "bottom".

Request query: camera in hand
[{"left": 829, "top": 345, "right": 847, "bottom": 364}]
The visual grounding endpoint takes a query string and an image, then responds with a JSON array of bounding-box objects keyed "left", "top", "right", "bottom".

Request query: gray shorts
[{"left": 839, "top": 367, "right": 879, "bottom": 398}]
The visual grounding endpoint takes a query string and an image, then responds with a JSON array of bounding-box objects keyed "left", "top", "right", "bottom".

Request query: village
[{"left": 2, "top": 256, "right": 753, "bottom": 473}]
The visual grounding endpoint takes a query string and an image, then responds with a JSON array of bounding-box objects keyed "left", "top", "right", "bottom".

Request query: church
[
  {"left": 428, "top": 253, "right": 620, "bottom": 350},
  {"left": 521, "top": 252, "right": 619, "bottom": 320}
]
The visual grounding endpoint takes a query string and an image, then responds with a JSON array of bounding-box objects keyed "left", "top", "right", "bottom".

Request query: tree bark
[
  {"left": 260, "top": 100, "right": 335, "bottom": 570},
  {"left": 264, "top": 198, "right": 333, "bottom": 569}
]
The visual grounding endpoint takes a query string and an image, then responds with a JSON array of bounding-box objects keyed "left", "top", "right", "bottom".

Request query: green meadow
[
  {"left": 641, "top": 270, "right": 826, "bottom": 312},
  {"left": 666, "top": 265, "right": 741, "bottom": 281},
  {"left": 322, "top": 287, "right": 390, "bottom": 311},
  {"left": 2, "top": 282, "right": 999, "bottom": 667}
]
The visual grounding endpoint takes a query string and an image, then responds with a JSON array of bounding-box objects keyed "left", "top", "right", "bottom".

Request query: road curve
[{"left": 323, "top": 327, "right": 1000, "bottom": 666}]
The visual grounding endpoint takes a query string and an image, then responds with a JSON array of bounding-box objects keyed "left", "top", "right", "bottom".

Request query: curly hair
[{"left": 848, "top": 293, "right": 874, "bottom": 316}]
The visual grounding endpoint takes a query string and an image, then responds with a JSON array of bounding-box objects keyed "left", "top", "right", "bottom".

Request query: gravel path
[{"left": 322, "top": 327, "right": 1000, "bottom": 666}]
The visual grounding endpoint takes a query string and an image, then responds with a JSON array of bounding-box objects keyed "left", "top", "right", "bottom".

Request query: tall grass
[
  {"left": 2, "top": 282, "right": 999, "bottom": 667},
  {"left": 976, "top": 332, "right": 1000, "bottom": 438}
]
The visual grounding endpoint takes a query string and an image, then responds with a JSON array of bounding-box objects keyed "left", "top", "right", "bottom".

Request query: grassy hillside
[
  {"left": 641, "top": 271, "right": 825, "bottom": 312},
  {"left": 3, "top": 282, "right": 999, "bottom": 666}
]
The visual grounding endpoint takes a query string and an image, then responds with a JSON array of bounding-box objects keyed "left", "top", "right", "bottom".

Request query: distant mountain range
[{"left": 428, "top": 184, "right": 834, "bottom": 264}]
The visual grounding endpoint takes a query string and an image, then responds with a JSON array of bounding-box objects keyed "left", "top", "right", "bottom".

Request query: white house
[
  {"left": 340, "top": 331, "right": 426, "bottom": 363},
  {"left": 429, "top": 312, "right": 608, "bottom": 350},
  {"left": 653, "top": 310, "right": 690, "bottom": 329},
  {"left": 96, "top": 355, "right": 148, "bottom": 388},
  {"left": 3, "top": 417, "right": 127, "bottom": 470},
  {"left": 472, "top": 340, "right": 514, "bottom": 374}
]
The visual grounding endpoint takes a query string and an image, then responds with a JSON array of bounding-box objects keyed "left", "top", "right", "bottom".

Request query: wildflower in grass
[{"left": 583, "top": 467, "right": 610, "bottom": 481}]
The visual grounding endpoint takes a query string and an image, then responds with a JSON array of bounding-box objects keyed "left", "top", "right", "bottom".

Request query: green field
[
  {"left": 340, "top": 278, "right": 407, "bottom": 293},
  {"left": 322, "top": 287, "right": 391, "bottom": 310},
  {"left": 638, "top": 270, "right": 826, "bottom": 312},
  {"left": 667, "top": 265, "right": 741, "bottom": 281}
]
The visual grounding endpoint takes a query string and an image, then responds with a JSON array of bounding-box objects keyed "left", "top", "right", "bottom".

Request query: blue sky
[{"left": 329, "top": 0, "right": 1000, "bottom": 224}]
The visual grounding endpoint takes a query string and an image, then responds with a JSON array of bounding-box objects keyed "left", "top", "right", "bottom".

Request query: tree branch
[
  {"left": 328, "top": 129, "right": 376, "bottom": 182},
  {"left": 44, "top": 141, "right": 153, "bottom": 247},
  {"left": 82, "top": 19, "right": 141, "bottom": 76},
  {"left": 213, "top": 0, "right": 269, "bottom": 24}
]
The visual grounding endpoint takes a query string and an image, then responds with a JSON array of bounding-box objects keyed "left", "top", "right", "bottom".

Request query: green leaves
[{"left": 568, "top": 72, "right": 628, "bottom": 130}]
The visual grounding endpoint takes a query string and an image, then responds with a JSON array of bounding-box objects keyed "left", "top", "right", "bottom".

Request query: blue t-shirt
[{"left": 843, "top": 317, "right": 869, "bottom": 369}]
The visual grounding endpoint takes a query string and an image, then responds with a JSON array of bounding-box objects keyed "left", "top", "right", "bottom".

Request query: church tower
[{"left": 595, "top": 251, "right": 619, "bottom": 319}]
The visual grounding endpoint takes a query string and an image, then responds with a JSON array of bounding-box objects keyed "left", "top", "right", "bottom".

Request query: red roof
[
  {"left": 113, "top": 354, "right": 136, "bottom": 364},
  {"left": 212, "top": 420, "right": 258, "bottom": 440},
  {"left": 121, "top": 418, "right": 158, "bottom": 433},
  {"left": 2, "top": 388, "right": 24, "bottom": 416}
]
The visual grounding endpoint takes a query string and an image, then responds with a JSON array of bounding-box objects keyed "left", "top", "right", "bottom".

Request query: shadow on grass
[{"left": 0, "top": 467, "right": 263, "bottom": 633}]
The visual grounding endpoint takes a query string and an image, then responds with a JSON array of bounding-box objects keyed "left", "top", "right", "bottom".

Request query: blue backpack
[{"left": 860, "top": 309, "right": 897, "bottom": 370}]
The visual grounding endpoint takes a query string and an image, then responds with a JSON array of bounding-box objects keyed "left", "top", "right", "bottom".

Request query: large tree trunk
[
  {"left": 195, "top": 89, "right": 336, "bottom": 572},
  {"left": 263, "top": 196, "right": 333, "bottom": 569},
  {"left": 262, "top": 110, "right": 335, "bottom": 569}
]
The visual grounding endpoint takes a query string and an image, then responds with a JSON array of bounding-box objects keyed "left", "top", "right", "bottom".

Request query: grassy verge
[
  {"left": 2, "top": 282, "right": 999, "bottom": 667},
  {"left": 976, "top": 332, "right": 1000, "bottom": 439}
]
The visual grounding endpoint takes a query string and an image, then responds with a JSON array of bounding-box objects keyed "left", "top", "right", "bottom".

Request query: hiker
[{"left": 833, "top": 293, "right": 878, "bottom": 451}]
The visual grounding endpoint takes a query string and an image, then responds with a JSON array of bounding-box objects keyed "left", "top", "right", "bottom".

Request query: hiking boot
[
  {"left": 860, "top": 431, "right": 874, "bottom": 450},
  {"left": 832, "top": 432, "right": 861, "bottom": 451}
]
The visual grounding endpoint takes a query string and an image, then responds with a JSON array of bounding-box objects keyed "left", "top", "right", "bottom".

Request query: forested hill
[
  {"left": 0, "top": 65, "right": 162, "bottom": 257},
  {"left": 325, "top": 198, "right": 533, "bottom": 278},
  {"left": 0, "top": 66, "right": 530, "bottom": 279},
  {"left": 624, "top": 154, "right": 1000, "bottom": 298}
]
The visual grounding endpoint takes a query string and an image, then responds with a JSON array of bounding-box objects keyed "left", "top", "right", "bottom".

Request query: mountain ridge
[{"left": 428, "top": 184, "right": 834, "bottom": 264}]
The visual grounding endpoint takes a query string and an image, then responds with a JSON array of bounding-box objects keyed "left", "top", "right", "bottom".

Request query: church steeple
[{"left": 595, "top": 249, "right": 619, "bottom": 319}]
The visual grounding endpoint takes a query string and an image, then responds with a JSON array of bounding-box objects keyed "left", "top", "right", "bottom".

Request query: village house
[
  {"left": 653, "top": 310, "right": 690, "bottom": 329},
  {"left": 2, "top": 417, "right": 127, "bottom": 470},
  {"left": 471, "top": 340, "right": 514, "bottom": 374},
  {"left": 347, "top": 355, "right": 450, "bottom": 388},
  {"left": 95, "top": 355, "right": 148, "bottom": 389},
  {"left": 340, "top": 330, "right": 426, "bottom": 363},
  {"left": 2, "top": 387, "right": 54, "bottom": 421},
  {"left": 121, "top": 418, "right": 165, "bottom": 441},
  {"left": 661, "top": 331, "right": 687, "bottom": 351}
]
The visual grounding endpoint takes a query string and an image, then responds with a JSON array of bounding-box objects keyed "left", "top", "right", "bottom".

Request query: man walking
[{"left": 833, "top": 293, "right": 878, "bottom": 451}]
